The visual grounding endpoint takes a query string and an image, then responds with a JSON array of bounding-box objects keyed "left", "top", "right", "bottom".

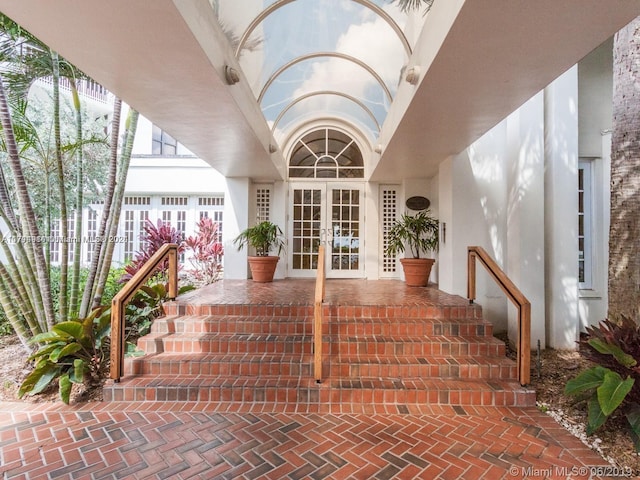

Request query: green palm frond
[{"left": 391, "top": 0, "right": 435, "bottom": 13}]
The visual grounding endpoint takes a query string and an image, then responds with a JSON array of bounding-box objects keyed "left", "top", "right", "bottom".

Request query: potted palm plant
[
  {"left": 385, "top": 209, "right": 439, "bottom": 286},
  {"left": 233, "top": 221, "right": 285, "bottom": 282}
]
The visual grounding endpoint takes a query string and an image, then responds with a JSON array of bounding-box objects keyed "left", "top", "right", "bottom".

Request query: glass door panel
[
  {"left": 290, "top": 186, "right": 323, "bottom": 277},
  {"left": 329, "top": 188, "right": 361, "bottom": 275},
  {"left": 289, "top": 183, "right": 364, "bottom": 278}
]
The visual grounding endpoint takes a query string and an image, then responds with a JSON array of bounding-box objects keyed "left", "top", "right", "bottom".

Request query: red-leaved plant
[
  {"left": 184, "top": 217, "right": 224, "bottom": 285},
  {"left": 119, "top": 219, "right": 185, "bottom": 283}
]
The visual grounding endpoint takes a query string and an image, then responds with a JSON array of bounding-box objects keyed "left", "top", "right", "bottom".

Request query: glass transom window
[{"left": 289, "top": 128, "right": 364, "bottom": 178}]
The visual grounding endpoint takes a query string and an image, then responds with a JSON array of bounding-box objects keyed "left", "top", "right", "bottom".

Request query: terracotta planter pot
[
  {"left": 248, "top": 256, "right": 280, "bottom": 282},
  {"left": 400, "top": 258, "right": 435, "bottom": 287}
]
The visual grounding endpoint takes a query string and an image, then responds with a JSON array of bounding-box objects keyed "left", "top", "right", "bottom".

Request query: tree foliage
[{"left": 0, "top": 14, "right": 139, "bottom": 348}]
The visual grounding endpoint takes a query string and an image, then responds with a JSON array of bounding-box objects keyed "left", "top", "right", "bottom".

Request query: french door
[{"left": 288, "top": 182, "right": 364, "bottom": 278}]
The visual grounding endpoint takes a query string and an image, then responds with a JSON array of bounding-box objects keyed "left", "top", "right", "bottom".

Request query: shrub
[
  {"left": 185, "top": 217, "right": 223, "bottom": 285},
  {"left": 120, "top": 219, "right": 185, "bottom": 283},
  {"left": 18, "top": 307, "right": 111, "bottom": 404},
  {"left": 565, "top": 317, "right": 640, "bottom": 450},
  {"left": 125, "top": 282, "right": 195, "bottom": 348}
]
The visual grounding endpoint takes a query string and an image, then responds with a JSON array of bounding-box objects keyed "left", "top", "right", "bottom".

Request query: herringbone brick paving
[
  {"left": 0, "top": 402, "right": 610, "bottom": 479},
  {"left": 0, "top": 280, "right": 611, "bottom": 478}
]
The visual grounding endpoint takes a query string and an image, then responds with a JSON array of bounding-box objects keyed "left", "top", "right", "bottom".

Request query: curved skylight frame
[
  {"left": 235, "top": 0, "right": 412, "bottom": 59},
  {"left": 271, "top": 91, "right": 382, "bottom": 137},
  {"left": 219, "top": 0, "right": 416, "bottom": 154},
  {"left": 258, "top": 52, "right": 393, "bottom": 105}
]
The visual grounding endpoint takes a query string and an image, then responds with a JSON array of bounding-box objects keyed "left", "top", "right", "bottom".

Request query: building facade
[{"left": 6, "top": 0, "right": 639, "bottom": 351}]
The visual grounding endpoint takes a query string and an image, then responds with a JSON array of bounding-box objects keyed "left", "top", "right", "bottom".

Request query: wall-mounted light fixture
[
  {"left": 405, "top": 66, "right": 421, "bottom": 86},
  {"left": 269, "top": 144, "right": 278, "bottom": 153},
  {"left": 374, "top": 144, "right": 383, "bottom": 154},
  {"left": 224, "top": 65, "right": 240, "bottom": 85}
]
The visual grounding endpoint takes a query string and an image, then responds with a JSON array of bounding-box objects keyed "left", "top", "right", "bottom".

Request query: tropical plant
[
  {"left": 126, "top": 282, "right": 195, "bottom": 341},
  {"left": 233, "top": 220, "right": 285, "bottom": 257},
  {"left": 392, "top": 0, "right": 434, "bottom": 13},
  {"left": 0, "top": 16, "right": 139, "bottom": 346},
  {"left": 565, "top": 317, "right": 640, "bottom": 450},
  {"left": 119, "top": 218, "right": 185, "bottom": 283},
  {"left": 385, "top": 210, "right": 439, "bottom": 259},
  {"left": 185, "top": 216, "right": 224, "bottom": 285},
  {"left": 18, "top": 307, "right": 111, "bottom": 404}
]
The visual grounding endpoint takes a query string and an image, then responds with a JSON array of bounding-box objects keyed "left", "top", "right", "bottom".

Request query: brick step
[
  {"left": 103, "top": 375, "right": 535, "bottom": 407},
  {"left": 126, "top": 353, "right": 312, "bottom": 377},
  {"left": 327, "top": 335, "right": 505, "bottom": 357},
  {"left": 163, "top": 302, "right": 482, "bottom": 321},
  {"left": 150, "top": 315, "right": 492, "bottom": 337},
  {"left": 328, "top": 354, "right": 517, "bottom": 380},
  {"left": 125, "top": 351, "right": 515, "bottom": 380},
  {"left": 328, "top": 317, "right": 494, "bottom": 338},
  {"left": 139, "top": 333, "right": 313, "bottom": 355},
  {"left": 151, "top": 315, "right": 312, "bottom": 336}
]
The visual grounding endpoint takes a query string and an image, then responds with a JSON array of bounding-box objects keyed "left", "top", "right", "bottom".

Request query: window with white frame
[
  {"left": 123, "top": 196, "right": 151, "bottom": 261},
  {"left": 85, "top": 208, "right": 98, "bottom": 263},
  {"left": 49, "top": 217, "right": 75, "bottom": 264},
  {"left": 50, "top": 221, "right": 60, "bottom": 264},
  {"left": 152, "top": 125, "right": 177, "bottom": 155},
  {"left": 197, "top": 196, "right": 224, "bottom": 243},
  {"left": 578, "top": 160, "right": 593, "bottom": 289}
]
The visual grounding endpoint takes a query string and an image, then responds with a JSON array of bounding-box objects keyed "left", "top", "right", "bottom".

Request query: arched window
[{"left": 288, "top": 128, "right": 364, "bottom": 179}]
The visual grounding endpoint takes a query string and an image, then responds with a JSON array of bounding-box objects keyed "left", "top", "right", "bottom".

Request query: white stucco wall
[
  {"left": 438, "top": 90, "right": 551, "bottom": 349},
  {"left": 544, "top": 66, "right": 580, "bottom": 350},
  {"left": 439, "top": 120, "right": 511, "bottom": 337},
  {"left": 223, "top": 178, "right": 250, "bottom": 279}
]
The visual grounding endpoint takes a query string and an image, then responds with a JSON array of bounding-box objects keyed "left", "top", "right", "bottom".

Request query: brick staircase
[{"left": 103, "top": 281, "right": 535, "bottom": 412}]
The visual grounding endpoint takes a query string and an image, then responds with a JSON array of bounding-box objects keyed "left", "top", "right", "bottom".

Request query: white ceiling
[{"left": 0, "top": 0, "right": 638, "bottom": 182}]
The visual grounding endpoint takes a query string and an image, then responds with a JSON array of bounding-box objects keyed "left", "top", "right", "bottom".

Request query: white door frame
[{"left": 288, "top": 182, "right": 365, "bottom": 278}]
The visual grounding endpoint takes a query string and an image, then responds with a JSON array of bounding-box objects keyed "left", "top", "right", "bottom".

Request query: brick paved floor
[
  {"left": 0, "top": 401, "right": 611, "bottom": 479},
  {"left": 0, "top": 281, "right": 614, "bottom": 479}
]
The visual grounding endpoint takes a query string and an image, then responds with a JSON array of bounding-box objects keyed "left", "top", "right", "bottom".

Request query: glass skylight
[{"left": 215, "top": 0, "right": 423, "bottom": 146}]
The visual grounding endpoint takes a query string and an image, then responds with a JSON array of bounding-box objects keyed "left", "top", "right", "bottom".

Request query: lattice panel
[
  {"left": 382, "top": 188, "right": 398, "bottom": 273},
  {"left": 256, "top": 188, "right": 271, "bottom": 223}
]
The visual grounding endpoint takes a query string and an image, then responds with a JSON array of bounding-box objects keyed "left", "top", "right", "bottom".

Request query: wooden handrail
[
  {"left": 314, "top": 245, "right": 326, "bottom": 383},
  {"left": 467, "top": 246, "right": 531, "bottom": 386},
  {"left": 110, "top": 243, "right": 179, "bottom": 382}
]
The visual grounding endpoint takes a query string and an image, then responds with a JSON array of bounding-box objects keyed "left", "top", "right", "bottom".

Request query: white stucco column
[
  {"left": 437, "top": 158, "right": 454, "bottom": 293},
  {"left": 544, "top": 66, "right": 580, "bottom": 349},
  {"left": 223, "top": 177, "right": 250, "bottom": 279},
  {"left": 270, "top": 181, "right": 287, "bottom": 280},
  {"left": 506, "top": 92, "right": 546, "bottom": 349}
]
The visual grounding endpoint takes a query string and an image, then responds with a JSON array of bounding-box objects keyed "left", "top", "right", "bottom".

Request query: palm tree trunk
[
  {"left": 0, "top": 224, "right": 39, "bottom": 332},
  {"left": 69, "top": 79, "right": 83, "bottom": 317},
  {"left": 0, "top": 74, "right": 55, "bottom": 329},
  {"left": 93, "top": 107, "right": 138, "bottom": 309},
  {"left": 51, "top": 51, "right": 68, "bottom": 323},
  {"left": 80, "top": 97, "right": 121, "bottom": 317},
  {"left": 609, "top": 16, "right": 640, "bottom": 324},
  {"left": 0, "top": 268, "right": 31, "bottom": 351}
]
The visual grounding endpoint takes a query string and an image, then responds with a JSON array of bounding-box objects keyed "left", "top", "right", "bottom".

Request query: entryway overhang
[
  {"left": 1, "top": 0, "right": 639, "bottom": 183},
  {"left": 371, "top": 0, "right": 640, "bottom": 181}
]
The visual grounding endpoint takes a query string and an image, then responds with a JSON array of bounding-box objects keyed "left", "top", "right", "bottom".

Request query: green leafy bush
[
  {"left": 124, "top": 282, "right": 195, "bottom": 355},
  {"left": 18, "top": 307, "right": 111, "bottom": 404},
  {"left": 565, "top": 317, "right": 640, "bottom": 449}
]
